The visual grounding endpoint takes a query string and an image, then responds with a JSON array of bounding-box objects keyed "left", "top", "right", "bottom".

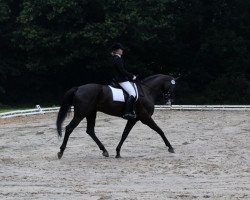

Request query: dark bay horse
[{"left": 56, "top": 74, "right": 176, "bottom": 159}]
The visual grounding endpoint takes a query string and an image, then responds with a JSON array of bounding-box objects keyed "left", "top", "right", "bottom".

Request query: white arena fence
[{"left": 1, "top": 105, "right": 250, "bottom": 119}]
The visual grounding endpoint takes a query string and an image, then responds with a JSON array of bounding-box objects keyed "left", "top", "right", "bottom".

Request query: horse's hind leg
[
  {"left": 58, "top": 116, "right": 82, "bottom": 159},
  {"left": 86, "top": 112, "right": 109, "bottom": 157}
]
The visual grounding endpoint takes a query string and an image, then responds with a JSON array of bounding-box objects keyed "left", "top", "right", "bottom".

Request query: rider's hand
[{"left": 132, "top": 75, "right": 137, "bottom": 80}]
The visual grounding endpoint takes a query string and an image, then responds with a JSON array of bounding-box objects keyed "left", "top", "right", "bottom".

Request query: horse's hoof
[
  {"left": 115, "top": 154, "right": 121, "bottom": 158},
  {"left": 168, "top": 148, "right": 175, "bottom": 153},
  {"left": 102, "top": 151, "right": 109, "bottom": 157},
  {"left": 57, "top": 152, "right": 63, "bottom": 159}
]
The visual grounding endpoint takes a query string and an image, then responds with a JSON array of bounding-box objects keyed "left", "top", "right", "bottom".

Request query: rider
[{"left": 110, "top": 43, "right": 137, "bottom": 119}]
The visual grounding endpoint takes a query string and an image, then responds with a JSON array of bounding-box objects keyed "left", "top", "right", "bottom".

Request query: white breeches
[{"left": 119, "top": 81, "right": 136, "bottom": 97}]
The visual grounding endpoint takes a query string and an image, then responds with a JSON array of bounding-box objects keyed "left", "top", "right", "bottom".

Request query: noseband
[{"left": 164, "top": 79, "right": 175, "bottom": 105}]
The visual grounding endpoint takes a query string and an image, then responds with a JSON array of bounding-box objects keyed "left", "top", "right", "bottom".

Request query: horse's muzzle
[{"left": 164, "top": 91, "right": 174, "bottom": 105}]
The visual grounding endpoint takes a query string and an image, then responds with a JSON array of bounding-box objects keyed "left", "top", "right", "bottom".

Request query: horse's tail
[{"left": 56, "top": 87, "right": 78, "bottom": 137}]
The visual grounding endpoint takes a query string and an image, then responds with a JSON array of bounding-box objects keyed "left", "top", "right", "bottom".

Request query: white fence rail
[
  {"left": 1, "top": 105, "right": 250, "bottom": 119},
  {"left": 155, "top": 105, "right": 250, "bottom": 111}
]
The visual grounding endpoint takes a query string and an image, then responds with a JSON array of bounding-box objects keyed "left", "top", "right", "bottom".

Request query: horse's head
[
  {"left": 141, "top": 74, "right": 177, "bottom": 105},
  {"left": 162, "top": 77, "right": 176, "bottom": 105}
]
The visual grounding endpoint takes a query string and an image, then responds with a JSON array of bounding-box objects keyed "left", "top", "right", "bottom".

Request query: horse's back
[
  {"left": 74, "top": 84, "right": 104, "bottom": 101},
  {"left": 71, "top": 83, "right": 124, "bottom": 117},
  {"left": 72, "top": 84, "right": 103, "bottom": 113}
]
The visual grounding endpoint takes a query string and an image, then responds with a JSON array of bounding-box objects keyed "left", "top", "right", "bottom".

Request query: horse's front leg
[
  {"left": 116, "top": 119, "right": 138, "bottom": 158},
  {"left": 140, "top": 116, "right": 174, "bottom": 153}
]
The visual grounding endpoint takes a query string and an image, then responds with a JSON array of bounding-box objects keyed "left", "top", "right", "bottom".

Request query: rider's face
[{"left": 116, "top": 49, "right": 123, "bottom": 55}]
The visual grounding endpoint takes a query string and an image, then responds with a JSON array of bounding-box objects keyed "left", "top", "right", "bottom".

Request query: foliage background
[{"left": 0, "top": 0, "right": 249, "bottom": 105}]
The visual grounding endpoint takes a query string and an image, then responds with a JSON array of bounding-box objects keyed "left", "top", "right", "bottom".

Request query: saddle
[
  {"left": 110, "top": 81, "right": 122, "bottom": 89},
  {"left": 108, "top": 81, "right": 140, "bottom": 102}
]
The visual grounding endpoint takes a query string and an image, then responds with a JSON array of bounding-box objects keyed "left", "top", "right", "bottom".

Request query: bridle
[
  {"left": 137, "top": 79, "right": 175, "bottom": 104},
  {"left": 164, "top": 79, "right": 176, "bottom": 105}
]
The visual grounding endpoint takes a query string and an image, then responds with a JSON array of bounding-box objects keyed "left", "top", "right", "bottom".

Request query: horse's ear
[
  {"left": 174, "top": 73, "right": 182, "bottom": 81},
  {"left": 174, "top": 77, "right": 180, "bottom": 81}
]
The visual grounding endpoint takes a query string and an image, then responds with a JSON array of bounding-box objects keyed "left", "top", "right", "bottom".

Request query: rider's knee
[{"left": 130, "top": 93, "right": 136, "bottom": 98}]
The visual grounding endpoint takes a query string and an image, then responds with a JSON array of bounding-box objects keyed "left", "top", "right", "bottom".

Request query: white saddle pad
[{"left": 108, "top": 83, "right": 139, "bottom": 102}]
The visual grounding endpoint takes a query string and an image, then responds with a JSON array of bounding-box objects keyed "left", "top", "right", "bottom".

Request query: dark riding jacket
[{"left": 111, "top": 54, "right": 134, "bottom": 82}]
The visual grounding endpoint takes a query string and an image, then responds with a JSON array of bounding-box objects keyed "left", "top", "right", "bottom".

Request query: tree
[{"left": 1, "top": 0, "right": 250, "bottom": 105}]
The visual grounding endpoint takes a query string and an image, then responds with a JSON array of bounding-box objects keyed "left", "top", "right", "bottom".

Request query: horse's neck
[
  {"left": 141, "top": 75, "right": 165, "bottom": 99},
  {"left": 142, "top": 75, "right": 165, "bottom": 89}
]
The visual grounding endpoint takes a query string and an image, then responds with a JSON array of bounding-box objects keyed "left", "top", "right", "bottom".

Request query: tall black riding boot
[{"left": 123, "top": 96, "right": 136, "bottom": 119}]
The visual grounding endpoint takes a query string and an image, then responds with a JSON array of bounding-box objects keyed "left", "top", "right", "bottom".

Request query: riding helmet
[{"left": 111, "top": 43, "right": 124, "bottom": 51}]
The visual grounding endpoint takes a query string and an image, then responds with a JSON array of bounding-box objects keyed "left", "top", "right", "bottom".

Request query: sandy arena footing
[{"left": 0, "top": 110, "right": 249, "bottom": 199}]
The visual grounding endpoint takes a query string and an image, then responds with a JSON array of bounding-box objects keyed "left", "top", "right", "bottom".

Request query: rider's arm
[{"left": 114, "top": 57, "right": 134, "bottom": 80}]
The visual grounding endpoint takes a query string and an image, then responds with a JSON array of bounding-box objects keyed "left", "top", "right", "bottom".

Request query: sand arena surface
[{"left": 0, "top": 110, "right": 249, "bottom": 200}]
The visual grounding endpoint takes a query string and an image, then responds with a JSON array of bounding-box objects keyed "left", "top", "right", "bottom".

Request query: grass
[
  {"left": 0, "top": 104, "right": 59, "bottom": 114},
  {"left": 0, "top": 108, "right": 15, "bottom": 113},
  {"left": 0, "top": 107, "right": 30, "bottom": 114},
  {"left": 0, "top": 105, "right": 37, "bottom": 114}
]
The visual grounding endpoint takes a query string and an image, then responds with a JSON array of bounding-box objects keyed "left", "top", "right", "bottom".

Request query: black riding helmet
[{"left": 111, "top": 43, "right": 124, "bottom": 51}]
